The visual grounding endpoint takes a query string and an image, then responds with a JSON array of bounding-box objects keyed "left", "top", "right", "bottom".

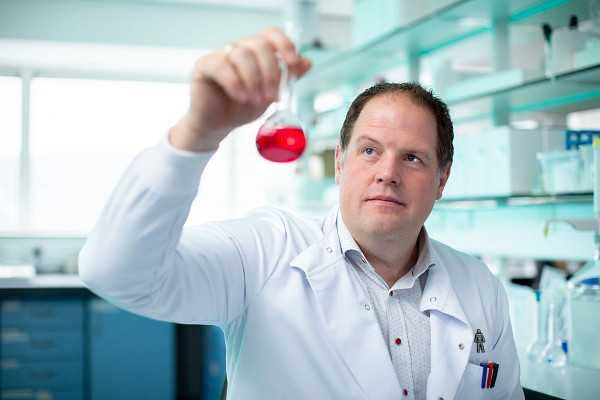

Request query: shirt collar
[{"left": 336, "top": 209, "right": 436, "bottom": 289}]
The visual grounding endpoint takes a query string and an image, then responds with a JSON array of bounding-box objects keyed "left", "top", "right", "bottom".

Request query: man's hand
[{"left": 169, "top": 27, "right": 312, "bottom": 153}]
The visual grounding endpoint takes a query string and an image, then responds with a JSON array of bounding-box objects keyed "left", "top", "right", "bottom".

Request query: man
[{"left": 79, "top": 27, "right": 523, "bottom": 399}]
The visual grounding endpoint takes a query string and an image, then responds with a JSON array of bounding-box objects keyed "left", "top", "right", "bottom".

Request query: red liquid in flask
[{"left": 256, "top": 125, "right": 306, "bottom": 163}]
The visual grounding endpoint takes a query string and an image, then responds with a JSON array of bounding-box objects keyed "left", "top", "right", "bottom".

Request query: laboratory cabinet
[
  {"left": 0, "top": 297, "right": 85, "bottom": 399},
  {"left": 89, "top": 298, "right": 174, "bottom": 400},
  {"left": 0, "top": 292, "right": 175, "bottom": 400}
]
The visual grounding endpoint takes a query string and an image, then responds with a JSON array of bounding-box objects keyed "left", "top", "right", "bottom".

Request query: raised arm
[{"left": 78, "top": 28, "right": 311, "bottom": 326}]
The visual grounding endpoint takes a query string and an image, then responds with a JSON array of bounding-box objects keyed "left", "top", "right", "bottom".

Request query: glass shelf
[
  {"left": 306, "top": 62, "right": 600, "bottom": 140},
  {"left": 297, "top": 0, "right": 593, "bottom": 96},
  {"left": 450, "top": 63, "right": 600, "bottom": 124},
  {"left": 437, "top": 192, "right": 593, "bottom": 208}
]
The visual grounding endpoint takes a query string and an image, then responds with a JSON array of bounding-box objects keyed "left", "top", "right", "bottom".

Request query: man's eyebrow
[{"left": 354, "top": 135, "right": 382, "bottom": 145}]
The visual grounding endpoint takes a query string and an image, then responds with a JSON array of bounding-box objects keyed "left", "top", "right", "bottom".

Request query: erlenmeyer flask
[
  {"left": 256, "top": 56, "right": 306, "bottom": 163},
  {"left": 541, "top": 301, "right": 567, "bottom": 367}
]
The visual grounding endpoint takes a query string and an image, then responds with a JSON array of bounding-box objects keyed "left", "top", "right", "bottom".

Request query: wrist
[{"left": 168, "top": 114, "right": 222, "bottom": 153}]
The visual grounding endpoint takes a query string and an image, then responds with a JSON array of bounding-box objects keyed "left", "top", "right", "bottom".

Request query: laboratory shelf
[
  {"left": 437, "top": 192, "right": 593, "bottom": 209},
  {"left": 306, "top": 62, "right": 600, "bottom": 139},
  {"left": 296, "top": 0, "right": 592, "bottom": 96},
  {"left": 451, "top": 63, "right": 600, "bottom": 124}
]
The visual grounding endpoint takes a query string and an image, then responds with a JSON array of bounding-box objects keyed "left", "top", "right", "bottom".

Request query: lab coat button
[
  {"left": 458, "top": 343, "right": 464, "bottom": 350},
  {"left": 429, "top": 296, "right": 437, "bottom": 304},
  {"left": 364, "top": 304, "right": 371, "bottom": 311},
  {"left": 326, "top": 247, "right": 333, "bottom": 254}
]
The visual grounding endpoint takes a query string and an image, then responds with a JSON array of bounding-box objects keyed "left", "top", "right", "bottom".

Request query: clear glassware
[
  {"left": 527, "top": 290, "right": 548, "bottom": 362},
  {"left": 541, "top": 301, "right": 567, "bottom": 367},
  {"left": 256, "top": 56, "right": 306, "bottom": 163},
  {"left": 567, "top": 277, "right": 600, "bottom": 369}
]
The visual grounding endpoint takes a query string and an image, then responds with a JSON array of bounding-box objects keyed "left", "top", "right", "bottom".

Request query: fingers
[
  {"left": 260, "top": 27, "right": 312, "bottom": 79},
  {"left": 260, "top": 27, "right": 299, "bottom": 65},
  {"left": 227, "top": 44, "right": 265, "bottom": 104},
  {"left": 247, "top": 39, "right": 281, "bottom": 101},
  {"left": 197, "top": 53, "right": 249, "bottom": 104},
  {"left": 197, "top": 27, "right": 312, "bottom": 105}
]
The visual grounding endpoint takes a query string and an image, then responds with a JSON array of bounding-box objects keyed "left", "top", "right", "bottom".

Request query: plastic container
[
  {"left": 567, "top": 277, "right": 600, "bottom": 369},
  {"left": 537, "top": 150, "right": 585, "bottom": 193}
]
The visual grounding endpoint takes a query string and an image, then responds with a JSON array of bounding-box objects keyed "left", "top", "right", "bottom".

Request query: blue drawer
[
  {"left": 90, "top": 299, "right": 174, "bottom": 400},
  {"left": 0, "top": 360, "right": 83, "bottom": 389},
  {"left": 1, "top": 388, "right": 83, "bottom": 400},
  {"left": 1, "top": 299, "right": 83, "bottom": 329},
  {"left": 1, "top": 328, "right": 83, "bottom": 362}
]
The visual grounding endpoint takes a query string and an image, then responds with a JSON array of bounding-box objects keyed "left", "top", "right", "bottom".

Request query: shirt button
[
  {"left": 364, "top": 304, "right": 371, "bottom": 311},
  {"left": 458, "top": 343, "right": 464, "bottom": 350},
  {"left": 326, "top": 247, "right": 333, "bottom": 254},
  {"left": 403, "top": 388, "right": 409, "bottom": 396},
  {"left": 429, "top": 296, "right": 437, "bottom": 304},
  {"left": 395, "top": 338, "right": 402, "bottom": 345},
  {"left": 389, "top": 291, "right": 394, "bottom": 297}
]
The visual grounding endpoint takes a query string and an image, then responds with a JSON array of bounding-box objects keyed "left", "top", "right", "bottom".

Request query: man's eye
[
  {"left": 362, "top": 147, "right": 375, "bottom": 156},
  {"left": 406, "top": 154, "right": 421, "bottom": 163}
]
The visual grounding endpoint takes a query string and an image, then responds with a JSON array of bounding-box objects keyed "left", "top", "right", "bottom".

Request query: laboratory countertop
[
  {"left": 0, "top": 274, "right": 85, "bottom": 289},
  {"left": 520, "top": 355, "right": 600, "bottom": 400}
]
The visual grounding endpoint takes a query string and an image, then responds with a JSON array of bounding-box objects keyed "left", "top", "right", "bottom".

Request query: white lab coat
[{"left": 79, "top": 142, "right": 524, "bottom": 400}]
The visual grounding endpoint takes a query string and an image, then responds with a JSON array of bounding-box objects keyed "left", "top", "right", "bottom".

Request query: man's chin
[{"left": 363, "top": 216, "right": 406, "bottom": 235}]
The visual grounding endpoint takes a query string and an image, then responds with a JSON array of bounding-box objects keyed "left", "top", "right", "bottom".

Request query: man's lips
[{"left": 365, "top": 196, "right": 405, "bottom": 206}]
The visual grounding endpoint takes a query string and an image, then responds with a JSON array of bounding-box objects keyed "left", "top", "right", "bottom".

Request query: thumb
[{"left": 291, "top": 57, "right": 312, "bottom": 79}]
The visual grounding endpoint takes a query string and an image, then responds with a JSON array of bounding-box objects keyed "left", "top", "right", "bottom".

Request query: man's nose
[{"left": 375, "top": 156, "right": 401, "bottom": 185}]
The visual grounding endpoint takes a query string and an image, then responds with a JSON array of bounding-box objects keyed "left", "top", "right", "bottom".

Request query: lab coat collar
[
  {"left": 419, "top": 241, "right": 471, "bottom": 328},
  {"left": 291, "top": 206, "right": 471, "bottom": 328}
]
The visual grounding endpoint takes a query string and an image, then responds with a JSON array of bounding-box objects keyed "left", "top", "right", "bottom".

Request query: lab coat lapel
[
  {"left": 290, "top": 210, "right": 403, "bottom": 399},
  {"left": 421, "top": 245, "right": 473, "bottom": 400}
]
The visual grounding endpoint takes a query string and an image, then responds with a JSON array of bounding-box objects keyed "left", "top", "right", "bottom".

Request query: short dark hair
[{"left": 339, "top": 82, "right": 453, "bottom": 170}]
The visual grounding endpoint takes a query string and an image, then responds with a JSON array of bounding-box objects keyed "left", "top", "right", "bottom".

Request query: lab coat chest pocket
[{"left": 457, "top": 355, "right": 508, "bottom": 400}]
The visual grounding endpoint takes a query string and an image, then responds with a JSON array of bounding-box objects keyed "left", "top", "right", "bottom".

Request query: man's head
[{"left": 334, "top": 82, "right": 453, "bottom": 242}]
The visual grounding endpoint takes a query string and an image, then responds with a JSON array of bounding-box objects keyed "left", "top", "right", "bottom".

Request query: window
[
  {"left": 0, "top": 77, "right": 21, "bottom": 231},
  {"left": 0, "top": 69, "right": 302, "bottom": 234},
  {"left": 27, "top": 77, "right": 297, "bottom": 233},
  {"left": 29, "top": 78, "right": 192, "bottom": 233}
]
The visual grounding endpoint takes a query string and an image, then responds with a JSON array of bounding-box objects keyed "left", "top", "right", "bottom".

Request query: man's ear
[
  {"left": 334, "top": 144, "right": 343, "bottom": 184},
  {"left": 436, "top": 162, "right": 451, "bottom": 200}
]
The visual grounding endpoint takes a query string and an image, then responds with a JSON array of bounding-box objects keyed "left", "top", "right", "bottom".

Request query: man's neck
[{"left": 356, "top": 231, "right": 420, "bottom": 288}]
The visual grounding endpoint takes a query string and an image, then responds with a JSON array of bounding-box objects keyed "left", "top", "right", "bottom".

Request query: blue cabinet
[
  {"left": 0, "top": 297, "right": 85, "bottom": 398},
  {"left": 89, "top": 299, "right": 174, "bottom": 400}
]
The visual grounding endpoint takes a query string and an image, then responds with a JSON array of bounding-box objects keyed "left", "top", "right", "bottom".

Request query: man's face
[{"left": 335, "top": 94, "right": 450, "bottom": 241}]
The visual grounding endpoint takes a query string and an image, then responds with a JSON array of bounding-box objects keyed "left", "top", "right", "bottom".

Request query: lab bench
[
  {"left": 0, "top": 276, "right": 226, "bottom": 400},
  {"left": 3, "top": 275, "right": 597, "bottom": 400}
]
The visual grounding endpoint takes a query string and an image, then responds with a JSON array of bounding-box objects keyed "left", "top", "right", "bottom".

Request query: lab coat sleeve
[
  {"left": 78, "top": 135, "right": 285, "bottom": 326},
  {"left": 494, "top": 282, "right": 526, "bottom": 400}
]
